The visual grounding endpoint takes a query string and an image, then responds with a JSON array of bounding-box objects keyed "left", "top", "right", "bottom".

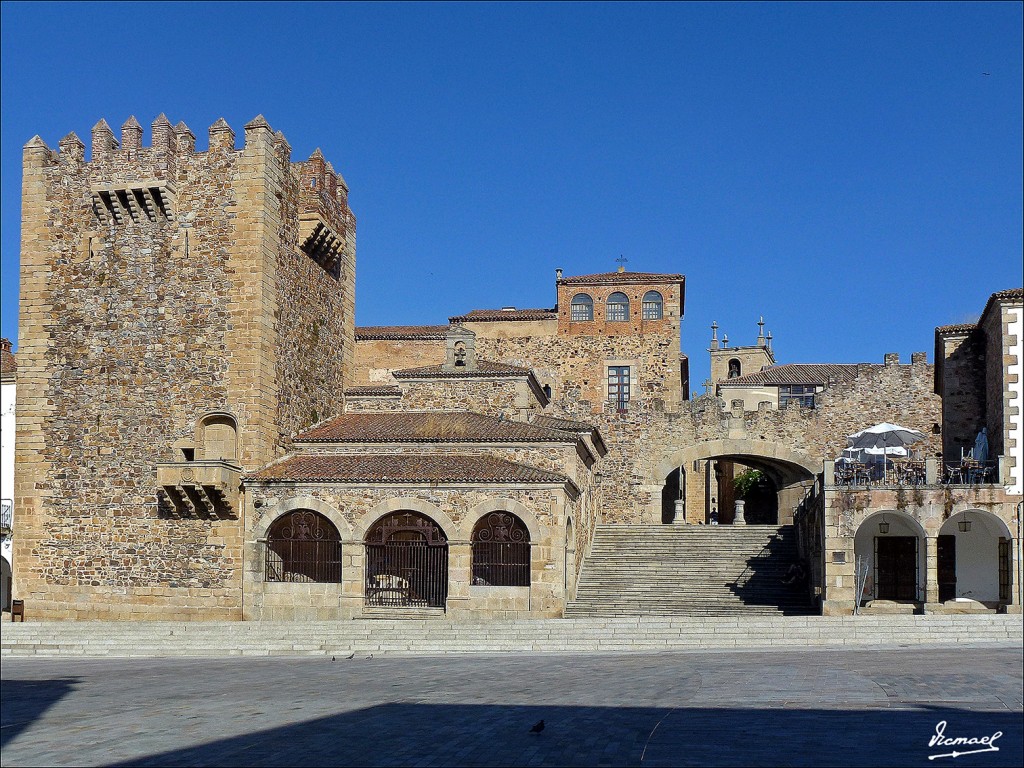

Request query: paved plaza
[{"left": 2, "top": 645, "right": 1022, "bottom": 767}]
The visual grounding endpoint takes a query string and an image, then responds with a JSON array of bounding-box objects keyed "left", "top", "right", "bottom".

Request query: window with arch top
[
  {"left": 607, "top": 292, "right": 630, "bottom": 322},
  {"left": 642, "top": 291, "right": 664, "bottom": 320},
  {"left": 570, "top": 293, "right": 594, "bottom": 321},
  {"left": 264, "top": 510, "right": 343, "bottom": 583},
  {"left": 471, "top": 511, "right": 531, "bottom": 587}
]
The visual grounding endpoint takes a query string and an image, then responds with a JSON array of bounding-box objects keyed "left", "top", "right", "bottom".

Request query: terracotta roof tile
[
  {"left": 392, "top": 359, "right": 532, "bottom": 379},
  {"left": 247, "top": 453, "right": 571, "bottom": 485},
  {"left": 935, "top": 323, "right": 977, "bottom": 335},
  {"left": 355, "top": 325, "right": 448, "bottom": 340},
  {"left": 449, "top": 308, "right": 557, "bottom": 323},
  {"left": 558, "top": 271, "right": 684, "bottom": 285},
  {"left": 0, "top": 338, "right": 15, "bottom": 377},
  {"left": 718, "top": 363, "right": 875, "bottom": 388},
  {"left": 295, "top": 411, "right": 574, "bottom": 443},
  {"left": 344, "top": 385, "right": 402, "bottom": 397}
]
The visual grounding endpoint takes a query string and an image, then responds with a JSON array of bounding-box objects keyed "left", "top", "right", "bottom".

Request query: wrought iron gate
[{"left": 365, "top": 512, "right": 448, "bottom": 608}]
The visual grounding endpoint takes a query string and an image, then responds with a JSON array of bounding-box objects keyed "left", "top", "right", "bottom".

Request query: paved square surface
[{"left": 2, "top": 645, "right": 1022, "bottom": 766}]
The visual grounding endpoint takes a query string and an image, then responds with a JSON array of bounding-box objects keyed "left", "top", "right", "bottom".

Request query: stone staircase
[
  {"left": 2, "top": 615, "right": 1021, "bottom": 657},
  {"left": 565, "top": 524, "right": 812, "bottom": 617}
]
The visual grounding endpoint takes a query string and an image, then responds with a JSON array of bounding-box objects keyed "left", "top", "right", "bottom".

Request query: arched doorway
[
  {"left": 854, "top": 512, "right": 925, "bottom": 604},
  {"left": 937, "top": 509, "right": 1014, "bottom": 605},
  {"left": 471, "top": 511, "right": 530, "bottom": 587},
  {"left": 365, "top": 511, "right": 448, "bottom": 608},
  {"left": 655, "top": 441, "right": 816, "bottom": 526},
  {"left": 265, "top": 509, "right": 343, "bottom": 583}
]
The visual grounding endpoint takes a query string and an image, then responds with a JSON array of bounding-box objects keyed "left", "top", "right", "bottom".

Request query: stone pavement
[{"left": 2, "top": 646, "right": 1021, "bottom": 767}]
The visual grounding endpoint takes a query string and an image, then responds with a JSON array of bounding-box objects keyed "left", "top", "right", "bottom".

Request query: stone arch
[
  {"left": 195, "top": 410, "right": 239, "bottom": 461},
  {"left": 854, "top": 510, "right": 926, "bottom": 604},
  {"left": 252, "top": 496, "right": 352, "bottom": 541},
  {"left": 653, "top": 439, "right": 820, "bottom": 482},
  {"left": 355, "top": 497, "right": 458, "bottom": 542},
  {"left": 461, "top": 498, "right": 542, "bottom": 542},
  {"left": 937, "top": 507, "right": 1014, "bottom": 604}
]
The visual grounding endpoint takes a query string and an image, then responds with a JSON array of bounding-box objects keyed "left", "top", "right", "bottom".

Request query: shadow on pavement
[
  {"left": 0, "top": 677, "right": 79, "bottom": 749},
  {"left": 104, "top": 702, "right": 1023, "bottom": 767}
]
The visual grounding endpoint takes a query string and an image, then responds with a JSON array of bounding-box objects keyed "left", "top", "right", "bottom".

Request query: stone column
[
  {"left": 923, "top": 535, "right": 940, "bottom": 611},
  {"left": 447, "top": 541, "right": 472, "bottom": 614},
  {"left": 674, "top": 499, "right": 686, "bottom": 524},
  {"left": 734, "top": 500, "right": 746, "bottom": 525}
]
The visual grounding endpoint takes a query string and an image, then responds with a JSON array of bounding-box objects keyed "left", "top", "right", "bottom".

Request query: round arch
[
  {"left": 854, "top": 510, "right": 927, "bottom": 604},
  {"left": 940, "top": 508, "right": 1013, "bottom": 539},
  {"left": 461, "top": 498, "right": 542, "bottom": 542},
  {"left": 653, "top": 439, "right": 820, "bottom": 483},
  {"left": 252, "top": 496, "right": 353, "bottom": 541},
  {"left": 937, "top": 508, "right": 1013, "bottom": 605},
  {"left": 355, "top": 497, "right": 458, "bottom": 542}
]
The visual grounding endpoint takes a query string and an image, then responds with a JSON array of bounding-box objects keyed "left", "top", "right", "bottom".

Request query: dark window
[
  {"left": 265, "top": 510, "right": 342, "bottom": 583},
  {"left": 607, "top": 292, "right": 630, "bottom": 322},
  {"left": 570, "top": 293, "right": 594, "bottom": 321},
  {"left": 642, "top": 291, "right": 663, "bottom": 320},
  {"left": 779, "top": 385, "right": 816, "bottom": 408},
  {"left": 471, "top": 512, "right": 531, "bottom": 587},
  {"left": 728, "top": 359, "right": 741, "bottom": 378},
  {"left": 608, "top": 366, "right": 631, "bottom": 412}
]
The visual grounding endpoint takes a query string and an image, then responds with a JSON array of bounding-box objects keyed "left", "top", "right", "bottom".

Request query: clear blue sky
[{"left": 2, "top": 2, "right": 1021, "bottom": 390}]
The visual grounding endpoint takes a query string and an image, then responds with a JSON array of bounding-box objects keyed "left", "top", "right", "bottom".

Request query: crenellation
[
  {"left": 120, "top": 116, "right": 143, "bottom": 154},
  {"left": 91, "top": 119, "right": 117, "bottom": 159},
  {"left": 58, "top": 132, "right": 85, "bottom": 165},
  {"left": 174, "top": 122, "right": 196, "bottom": 155},
  {"left": 208, "top": 118, "right": 235, "bottom": 151}
]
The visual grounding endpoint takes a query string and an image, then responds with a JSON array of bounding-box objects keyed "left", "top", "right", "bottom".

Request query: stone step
[{"left": 2, "top": 616, "right": 1020, "bottom": 657}]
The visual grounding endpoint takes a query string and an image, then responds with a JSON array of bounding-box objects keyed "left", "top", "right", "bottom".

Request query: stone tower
[
  {"left": 709, "top": 317, "right": 774, "bottom": 384},
  {"left": 16, "top": 115, "right": 356, "bottom": 619}
]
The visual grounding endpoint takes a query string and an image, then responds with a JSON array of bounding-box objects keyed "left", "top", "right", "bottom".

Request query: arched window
[
  {"left": 570, "top": 293, "right": 594, "bottom": 322},
  {"left": 265, "top": 510, "right": 342, "bottom": 583},
  {"left": 365, "top": 511, "right": 448, "bottom": 607},
  {"left": 607, "top": 292, "right": 630, "bottom": 322},
  {"left": 642, "top": 291, "right": 663, "bottom": 320},
  {"left": 200, "top": 414, "right": 237, "bottom": 461},
  {"left": 472, "top": 511, "right": 531, "bottom": 586},
  {"left": 728, "top": 359, "right": 741, "bottom": 378}
]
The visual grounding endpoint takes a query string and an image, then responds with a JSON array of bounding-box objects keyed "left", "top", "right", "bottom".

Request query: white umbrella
[{"left": 848, "top": 422, "right": 927, "bottom": 452}]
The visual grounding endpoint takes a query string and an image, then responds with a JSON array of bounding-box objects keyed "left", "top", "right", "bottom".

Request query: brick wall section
[{"left": 15, "top": 116, "right": 354, "bottom": 619}]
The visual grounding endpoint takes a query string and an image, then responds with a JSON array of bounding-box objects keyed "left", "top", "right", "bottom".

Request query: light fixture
[
  {"left": 878, "top": 514, "right": 890, "bottom": 534},
  {"left": 958, "top": 511, "right": 972, "bottom": 533}
]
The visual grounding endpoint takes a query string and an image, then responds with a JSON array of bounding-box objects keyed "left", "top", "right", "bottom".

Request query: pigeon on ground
[
  {"left": 365, "top": 653, "right": 374, "bottom": 660},
  {"left": 346, "top": 652, "right": 355, "bottom": 660},
  {"left": 331, "top": 656, "right": 336, "bottom": 662},
  {"left": 529, "top": 720, "right": 545, "bottom": 734}
]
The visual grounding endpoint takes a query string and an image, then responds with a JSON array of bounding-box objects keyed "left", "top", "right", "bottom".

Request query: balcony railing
[
  {"left": 826, "top": 456, "right": 1006, "bottom": 489},
  {"left": 0, "top": 498, "right": 11, "bottom": 534}
]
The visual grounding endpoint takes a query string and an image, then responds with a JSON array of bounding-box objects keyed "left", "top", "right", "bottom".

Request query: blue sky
[{"left": 2, "top": 2, "right": 1021, "bottom": 391}]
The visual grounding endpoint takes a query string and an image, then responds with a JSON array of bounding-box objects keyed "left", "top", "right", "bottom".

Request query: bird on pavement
[
  {"left": 331, "top": 656, "right": 336, "bottom": 662},
  {"left": 529, "top": 720, "right": 545, "bottom": 734},
  {"left": 346, "top": 652, "right": 355, "bottom": 660}
]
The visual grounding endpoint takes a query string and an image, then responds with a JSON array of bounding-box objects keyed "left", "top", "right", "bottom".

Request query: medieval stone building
[{"left": 12, "top": 115, "right": 1022, "bottom": 621}]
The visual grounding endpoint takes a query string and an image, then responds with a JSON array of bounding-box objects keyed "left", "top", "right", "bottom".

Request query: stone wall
[
  {"left": 353, "top": 337, "right": 446, "bottom": 385},
  {"left": 935, "top": 329, "right": 986, "bottom": 461},
  {"left": 243, "top": 484, "right": 572, "bottom": 619},
  {"left": 14, "top": 116, "right": 354, "bottom": 619}
]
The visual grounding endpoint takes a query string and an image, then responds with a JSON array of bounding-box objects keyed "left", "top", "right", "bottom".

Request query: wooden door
[
  {"left": 875, "top": 536, "right": 918, "bottom": 601},
  {"left": 937, "top": 535, "right": 956, "bottom": 602}
]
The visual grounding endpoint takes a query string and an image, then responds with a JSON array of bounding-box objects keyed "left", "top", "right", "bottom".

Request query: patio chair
[{"left": 945, "top": 464, "right": 964, "bottom": 484}]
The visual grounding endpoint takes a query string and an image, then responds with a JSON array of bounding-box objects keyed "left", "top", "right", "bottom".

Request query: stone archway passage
[{"left": 364, "top": 511, "right": 449, "bottom": 608}]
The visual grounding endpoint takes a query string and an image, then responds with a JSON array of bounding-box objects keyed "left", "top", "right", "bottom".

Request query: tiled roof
[
  {"left": 355, "top": 325, "right": 449, "bottom": 340},
  {"left": 935, "top": 323, "right": 977, "bottom": 335},
  {"left": 344, "top": 385, "right": 402, "bottom": 397},
  {"left": 294, "top": 411, "right": 575, "bottom": 443},
  {"left": 449, "top": 308, "right": 557, "bottom": 323},
  {"left": 558, "top": 271, "right": 684, "bottom": 285},
  {"left": 718, "top": 363, "right": 874, "bottom": 388},
  {"left": 393, "top": 359, "right": 533, "bottom": 379},
  {"left": 991, "top": 287, "right": 1023, "bottom": 301},
  {"left": 0, "top": 338, "right": 15, "bottom": 377},
  {"left": 247, "top": 453, "right": 571, "bottom": 485}
]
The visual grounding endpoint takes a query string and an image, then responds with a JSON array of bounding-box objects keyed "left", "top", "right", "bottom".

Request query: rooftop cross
[{"left": 615, "top": 254, "right": 628, "bottom": 273}]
